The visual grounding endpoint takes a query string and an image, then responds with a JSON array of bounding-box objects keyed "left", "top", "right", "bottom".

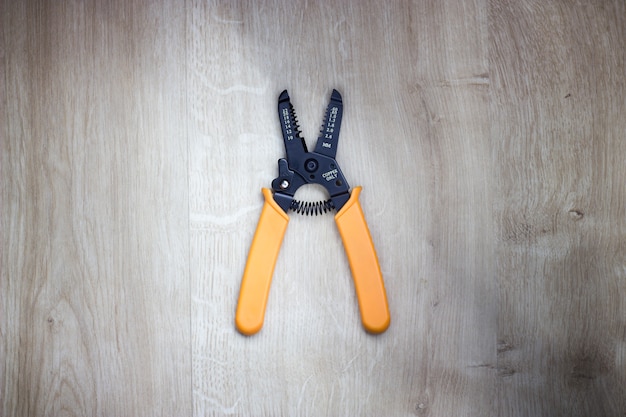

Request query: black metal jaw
[{"left": 271, "top": 90, "right": 351, "bottom": 214}]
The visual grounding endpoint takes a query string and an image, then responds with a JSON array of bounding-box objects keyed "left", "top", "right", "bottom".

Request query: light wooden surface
[{"left": 2, "top": 1, "right": 625, "bottom": 416}]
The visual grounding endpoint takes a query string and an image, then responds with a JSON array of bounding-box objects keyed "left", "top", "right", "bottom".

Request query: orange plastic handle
[
  {"left": 335, "top": 187, "right": 390, "bottom": 333},
  {"left": 236, "top": 188, "right": 289, "bottom": 335}
]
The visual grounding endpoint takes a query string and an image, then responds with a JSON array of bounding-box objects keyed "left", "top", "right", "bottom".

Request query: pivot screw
[
  {"left": 280, "top": 180, "right": 290, "bottom": 189},
  {"left": 305, "top": 159, "right": 319, "bottom": 173}
]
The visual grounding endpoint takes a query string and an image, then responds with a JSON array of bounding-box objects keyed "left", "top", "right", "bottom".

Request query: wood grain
[
  {"left": 2, "top": 0, "right": 625, "bottom": 416},
  {"left": 491, "top": 1, "right": 626, "bottom": 415},
  {"left": 1, "top": 1, "right": 191, "bottom": 416}
]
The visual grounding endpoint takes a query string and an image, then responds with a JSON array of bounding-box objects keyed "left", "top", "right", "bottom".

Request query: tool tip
[
  {"left": 278, "top": 90, "right": 290, "bottom": 102},
  {"left": 331, "top": 89, "right": 342, "bottom": 102}
]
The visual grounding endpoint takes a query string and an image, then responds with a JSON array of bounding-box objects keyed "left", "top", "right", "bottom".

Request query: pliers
[{"left": 235, "top": 89, "right": 390, "bottom": 335}]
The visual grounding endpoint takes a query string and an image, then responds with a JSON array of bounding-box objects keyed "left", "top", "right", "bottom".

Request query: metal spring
[{"left": 289, "top": 199, "right": 336, "bottom": 216}]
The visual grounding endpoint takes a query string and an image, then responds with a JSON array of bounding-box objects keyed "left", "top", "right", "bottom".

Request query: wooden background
[{"left": 2, "top": 1, "right": 625, "bottom": 416}]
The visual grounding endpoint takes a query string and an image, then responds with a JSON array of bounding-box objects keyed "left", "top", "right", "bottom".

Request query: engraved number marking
[
  {"left": 324, "top": 107, "right": 338, "bottom": 141},
  {"left": 282, "top": 107, "right": 293, "bottom": 140}
]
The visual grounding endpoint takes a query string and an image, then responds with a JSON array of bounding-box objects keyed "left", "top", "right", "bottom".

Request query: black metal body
[{"left": 271, "top": 89, "right": 351, "bottom": 214}]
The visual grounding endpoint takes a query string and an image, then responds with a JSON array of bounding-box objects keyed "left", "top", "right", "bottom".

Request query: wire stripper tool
[{"left": 236, "top": 89, "right": 390, "bottom": 335}]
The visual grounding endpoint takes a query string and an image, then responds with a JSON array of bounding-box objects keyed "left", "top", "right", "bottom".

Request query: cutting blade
[
  {"left": 278, "top": 90, "right": 308, "bottom": 162},
  {"left": 314, "top": 89, "right": 343, "bottom": 159}
]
